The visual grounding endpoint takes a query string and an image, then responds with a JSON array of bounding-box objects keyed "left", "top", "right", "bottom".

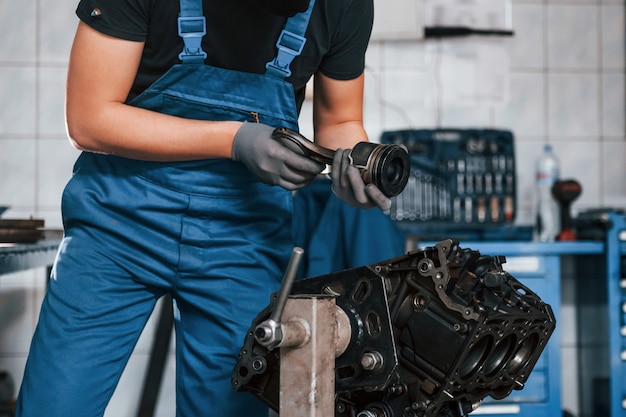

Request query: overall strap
[
  {"left": 178, "top": 0, "right": 207, "bottom": 63},
  {"left": 265, "top": 0, "right": 316, "bottom": 79}
]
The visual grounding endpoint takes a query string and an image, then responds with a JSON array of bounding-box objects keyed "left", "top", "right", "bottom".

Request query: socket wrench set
[{"left": 381, "top": 128, "right": 516, "bottom": 227}]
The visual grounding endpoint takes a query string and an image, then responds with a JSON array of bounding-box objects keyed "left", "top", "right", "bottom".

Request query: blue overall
[{"left": 16, "top": 1, "right": 314, "bottom": 416}]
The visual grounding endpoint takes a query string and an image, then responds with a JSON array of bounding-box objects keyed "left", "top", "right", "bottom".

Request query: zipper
[{"left": 250, "top": 112, "right": 260, "bottom": 123}]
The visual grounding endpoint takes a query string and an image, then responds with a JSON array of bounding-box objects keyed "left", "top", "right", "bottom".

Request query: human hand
[
  {"left": 331, "top": 148, "right": 392, "bottom": 211},
  {"left": 232, "top": 122, "right": 325, "bottom": 190}
]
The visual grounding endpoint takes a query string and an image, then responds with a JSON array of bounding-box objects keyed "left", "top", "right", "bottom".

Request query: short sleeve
[
  {"left": 317, "top": 0, "right": 373, "bottom": 80},
  {"left": 76, "top": 0, "right": 151, "bottom": 42}
]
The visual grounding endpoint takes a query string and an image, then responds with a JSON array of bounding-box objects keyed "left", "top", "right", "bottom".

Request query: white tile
[
  {"left": 364, "top": 41, "right": 382, "bottom": 70},
  {"left": 38, "top": 67, "right": 68, "bottom": 136},
  {"left": 36, "top": 209, "right": 64, "bottom": 231},
  {"left": 548, "top": 0, "right": 596, "bottom": 3},
  {"left": 0, "top": 269, "right": 37, "bottom": 288},
  {"left": 510, "top": 3, "right": 545, "bottom": 69},
  {"left": 601, "top": 4, "right": 625, "bottom": 69},
  {"left": 0, "top": 138, "right": 37, "bottom": 208},
  {"left": 439, "top": 106, "right": 493, "bottom": 128},
  {"left": 134, "top": 296, "right": 175, "bottom": 354},
  {"left": 548, "top": 73, "right": 600, "bottom": 137},
  {"left": 380, "top": 69, "right": 437, "bottom": 130},
  {"left": 601, "top": 140, "right": 626, "bottom": 207},
  {"left": 494, "top": 72, "right": 546, "bottom": 137},
  {"left": 105, "top": 346, "right": 176, "bottom": 417},
  {"left": 513, "top": 141, "right": 543, "bottom": 226},
  {"left": 553, "top": 140, "right": 601, "bottom": 207},
  {"left": 37, "top": 139, "right": 80, "bottom": 208},
  {"left": 39, "top": 0, "right": 79, "bottom": 63},
  {"left": 363, "top": 69, "right": 383, "bottom": 142},
  {"left": 602, "top": 72, "right": 625, "bottom": 137},
  {"left": 547, "top": 4, "right": 599, "bottom": 69},
  {"left": 0, "top": 280, "right": 40, "bottom": 355},
  {"left": 425, "top": 38, "right": 511, "bottom": 108},
  {"left": 105, "top": 353, "right": 150, "bottom": 417},
  {"left": 0, "top": 0, "right": 37, "bottom": 64},
  {"left": 382, "top": 39, "right": 428, "bottom": 69},
  {"left": 0, "top": 67, "right": 37, "bottom": 135}
]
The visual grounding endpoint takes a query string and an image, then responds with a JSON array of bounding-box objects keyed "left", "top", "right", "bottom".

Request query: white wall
[{"left": 0, "top": 0, "right": 624, "bottom": 416}]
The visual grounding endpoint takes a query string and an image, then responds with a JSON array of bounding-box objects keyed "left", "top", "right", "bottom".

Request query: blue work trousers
[{"left": 16, "top": 63, "right": 300, "bottom": 417}]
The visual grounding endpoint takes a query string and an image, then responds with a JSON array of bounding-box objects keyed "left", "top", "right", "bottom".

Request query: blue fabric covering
[{"left": 293, "top": 177, "right": 406, "bottom": 278}]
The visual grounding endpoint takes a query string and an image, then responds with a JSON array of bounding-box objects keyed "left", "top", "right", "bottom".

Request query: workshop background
[{"left": 0, "top": 0, "right": 624, "bottom": 416}]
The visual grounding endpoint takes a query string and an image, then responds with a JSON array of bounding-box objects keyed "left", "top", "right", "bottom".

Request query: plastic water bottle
[{"left": 534, "top": 144, "right": 560, "bottom": 242}]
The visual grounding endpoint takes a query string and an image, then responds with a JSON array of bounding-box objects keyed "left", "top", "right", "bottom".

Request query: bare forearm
[
  {"left": 66, "top": 102, "right": 241, "bottom": 161},
  {"left": 314, "top": 121, "right": 368, "bottom": 150},
  {"left": 312, "top": 72, "right": 368, "bottom": 150}
]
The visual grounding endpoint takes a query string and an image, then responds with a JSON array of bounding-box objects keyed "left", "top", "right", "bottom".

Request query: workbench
[
  {"left": 0, "top": 238, "right": 61, "bottom": 416},
  {"left": 0, "top": 240, "right": 61, "bottom": 277}
]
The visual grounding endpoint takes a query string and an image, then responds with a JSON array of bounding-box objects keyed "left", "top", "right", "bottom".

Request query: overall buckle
[
  {"left": 178, "top": 16, "right": 208, "bottom": 63},
  {"left": 265, "top": 30, "right": 307, "bottom": 78}
]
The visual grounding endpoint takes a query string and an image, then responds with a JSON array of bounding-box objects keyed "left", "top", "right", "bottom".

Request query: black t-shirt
[{"left": 75, "top": 0, "right": 373, "bottom": 110}]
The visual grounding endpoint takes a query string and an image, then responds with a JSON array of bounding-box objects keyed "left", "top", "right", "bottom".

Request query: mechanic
[{"left": 15, "top": 0, "right": 388, "bottom": 416}]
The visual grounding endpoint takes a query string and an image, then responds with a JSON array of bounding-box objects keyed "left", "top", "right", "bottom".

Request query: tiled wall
[{"left": 0, "top": 0, "right": 623, "bottom": 416}]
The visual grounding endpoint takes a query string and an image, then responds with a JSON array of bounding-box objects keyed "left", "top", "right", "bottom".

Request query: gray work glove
[
  {"left": 232, "top": 122, "right": 325, "bottom": 190},
  {"left": 331, "top": 148, "right": 392, "bottom": 211}
]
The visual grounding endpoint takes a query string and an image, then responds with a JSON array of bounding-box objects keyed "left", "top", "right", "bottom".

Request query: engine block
[{"left": 232, "top": 239, "right": 556, "bottom": 417}]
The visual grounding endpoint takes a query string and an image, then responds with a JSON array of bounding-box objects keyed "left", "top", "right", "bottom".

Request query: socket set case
[{"left": 381, "top": 128, "right": 516, "bottom": 228}]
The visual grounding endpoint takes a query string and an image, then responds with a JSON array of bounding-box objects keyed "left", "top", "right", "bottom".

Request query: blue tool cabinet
[
  {"left": 605, "top": 212, "right": 626, "bottom": 417},
  {"left": 584, "top": 211, "right": 626, "bottom": 417}
]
